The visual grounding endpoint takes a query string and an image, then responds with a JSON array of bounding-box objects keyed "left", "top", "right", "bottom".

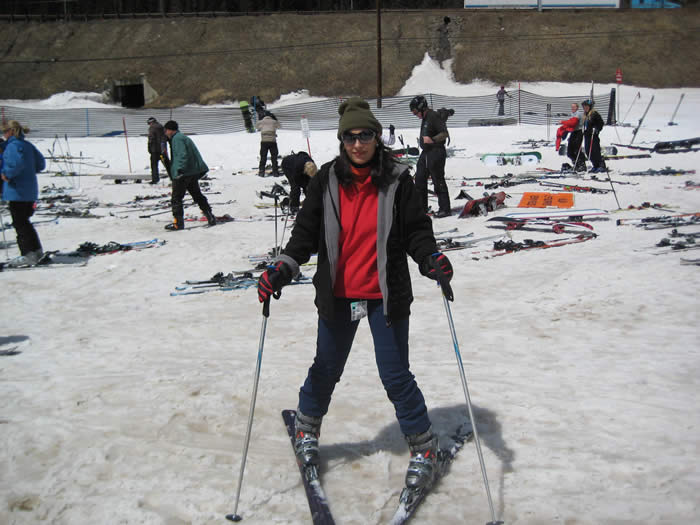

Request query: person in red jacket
[{"left": 257, "top": 97, "right": 454, "bottom": 494}]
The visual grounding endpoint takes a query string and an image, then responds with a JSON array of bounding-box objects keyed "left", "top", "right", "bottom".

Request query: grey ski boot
[
  {"left": 294, "top": 410, "right": 322, "bottom": 470},
  {"left": 405, "top": 428, "right": 439, "bottom": 490}
]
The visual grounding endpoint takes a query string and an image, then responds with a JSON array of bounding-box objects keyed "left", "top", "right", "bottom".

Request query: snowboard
[{"left": 480, "top": 152, "right": 541, "bottom": 166}]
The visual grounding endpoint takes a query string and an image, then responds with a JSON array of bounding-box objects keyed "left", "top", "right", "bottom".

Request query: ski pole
[
  {"left": 226, "top": 299, "right": 271, "bottom": 523},
  {"left": 273, "top": 194, "right": 279, "bottom": 256},
  {"left": 439, "top": 288, "right": 502, "bottom": 525},
  {"left": 606, "top": 174, "right": 621, "bottom": 210},
  {"left": 667, "top": 93, "right": 684, "bottom": 126},
  {"left": 572, "top": 140, "right": 585, "bottom": 174},
  {"left": 279, "top": 205, "right": 292, "bottom": 251},
  {"left": 0, "top": 206, "right": 10, "bottom": 260}
]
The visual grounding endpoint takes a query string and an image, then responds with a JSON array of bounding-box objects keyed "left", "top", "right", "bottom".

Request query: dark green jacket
[{"left": 169, "top": 130, "right": 208, "bottom": 180}]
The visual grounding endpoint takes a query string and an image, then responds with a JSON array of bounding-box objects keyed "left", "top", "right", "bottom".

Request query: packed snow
[{"left": 1, "top": 57, "right": 699, "bottom": 525}]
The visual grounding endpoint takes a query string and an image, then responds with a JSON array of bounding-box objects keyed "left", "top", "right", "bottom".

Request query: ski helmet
[
  {"left": 409, "top": 95, "right": 428, "bottom": 113},
  {"left": 582, "top": 99, "right": 594, "bottom": 108}
]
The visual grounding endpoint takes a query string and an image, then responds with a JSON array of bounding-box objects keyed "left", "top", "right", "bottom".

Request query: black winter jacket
[
  {"left": 583, "top": 109, "right": 605, "bottom": 138},
  {"left": 276, "top": 158, "right": 439, "bottom": 322}
]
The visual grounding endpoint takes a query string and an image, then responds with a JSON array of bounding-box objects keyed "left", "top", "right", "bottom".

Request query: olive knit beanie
[{"left": 337, "top": 97, "right": 382, "bottom": 140}]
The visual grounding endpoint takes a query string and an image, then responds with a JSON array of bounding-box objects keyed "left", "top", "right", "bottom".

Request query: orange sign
[{"left": 518, "top": 192, "right": 574, "bottom": 208}]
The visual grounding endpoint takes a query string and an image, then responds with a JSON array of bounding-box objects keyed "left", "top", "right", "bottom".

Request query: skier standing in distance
[
  {"left": 496, "top": 85, "right": 511, "bottom": 116},
  {"left": 410, "top": 95, "right": 451, "bottom": 218},
  {"left": 582, "top": 99, "right": 607, "bottom": 173},
  {"left": 566, "top": 103, "right": 587, "bottom": 172},
  {"left": 256, "top": 111, "right": 281, "bottom": 177},
  {"left": 257, "top": 97, "right": 455, "bottom": 494},
  {"left": 162, "top": 120, "right": 216, "bottom": 230},
  {"left": 146, "top": 117, "right": 170, "bottom": 184}
]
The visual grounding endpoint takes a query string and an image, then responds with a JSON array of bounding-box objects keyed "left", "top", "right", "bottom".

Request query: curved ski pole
[
  {"left": 440, "top": 286, "right": 502, "bottom": 525},
  {"left": 226, "top": 301, "right": 270, "bottom": 522},
  {"left": 0, "top": 210, "right": 9, "bottom": 261}
]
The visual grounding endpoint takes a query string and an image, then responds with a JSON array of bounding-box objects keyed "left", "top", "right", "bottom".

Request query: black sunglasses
[{"left": 341, "top": 130, "right": 376, "bottom": 145}]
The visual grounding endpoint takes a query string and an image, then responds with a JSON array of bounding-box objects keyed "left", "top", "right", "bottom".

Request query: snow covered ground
[{"left": 1, "top": 59, "right": 699, "bottom": 525}]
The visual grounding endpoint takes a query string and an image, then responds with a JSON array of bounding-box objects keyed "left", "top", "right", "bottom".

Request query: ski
[
  {"left": 0, "top": 252, "right": 89, "bottom": 272},
  {"left": 616, "top": 212, "right": 700, "bottom": 226},
  {"left": 538, "top": 181, "right": 611, "bottom": 194},
  {"left": 281, "top": 409, "right": 336, "bottom": 525},
  {"left": 472, "top": 234, "right": 597, "bottom": 259},
  {"left": 389, "top": 422, "right": 474, "bottom": 525},
  {"left": 487, "top": 216, "right": 594, "bottom": 234},
  {"left": 499, "top": 208, "right": 609, "bottom": 221},
  {"left": 617, "top": 168, "right": 696, "bottom": 177},
  {"left": 680, "top": 257, "right": 700, "bottom": 266},
  {"left": 437, "top": 233, "right": 508, "bottom": 251}
]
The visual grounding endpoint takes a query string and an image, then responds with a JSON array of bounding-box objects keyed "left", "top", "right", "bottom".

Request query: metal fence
[{"left": 0, "top": 89, "right": 612, "bottom": 138}]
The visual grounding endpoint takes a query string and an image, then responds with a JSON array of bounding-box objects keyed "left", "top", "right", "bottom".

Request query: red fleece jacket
[{"left": 333, "top": 165, "right": 382, "bottom": 299}]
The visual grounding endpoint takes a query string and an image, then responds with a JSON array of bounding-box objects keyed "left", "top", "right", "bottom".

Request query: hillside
[{"left": 1, "top": 9, "right": 698, "bottom": 106}]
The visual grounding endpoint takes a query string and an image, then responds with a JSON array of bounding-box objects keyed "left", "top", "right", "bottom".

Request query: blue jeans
[{"left": 298, "top": 298, "right": 431, "bottom": 436}]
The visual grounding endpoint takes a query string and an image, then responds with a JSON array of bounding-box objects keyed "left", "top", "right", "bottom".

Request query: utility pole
[{"left": 376, "top": 0, "right": 382, "bottom": 108}]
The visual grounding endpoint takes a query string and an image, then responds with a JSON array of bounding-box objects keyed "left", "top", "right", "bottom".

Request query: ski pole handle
[{"left": 263, "top": 298, "right": 270, "bottom": 318}]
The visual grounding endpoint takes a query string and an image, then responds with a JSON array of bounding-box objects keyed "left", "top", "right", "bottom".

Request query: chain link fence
[{"left": 1, "top": 89, "right": 612, "bottom": 138}]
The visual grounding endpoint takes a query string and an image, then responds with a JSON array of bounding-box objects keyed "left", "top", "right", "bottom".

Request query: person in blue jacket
[{"left": 1, "top": 120, "right": 45, "bottom": 266}]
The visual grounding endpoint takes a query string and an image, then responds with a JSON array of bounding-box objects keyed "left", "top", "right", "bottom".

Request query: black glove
[
  {"left": 389, "top": 124, "right": 395, "bottom": 135},
  {"left": 420, "top": 252, "right": 454, "bottom": 301},
  {"left": 257, "top": 261, "right": 293, "bottom": 303}
]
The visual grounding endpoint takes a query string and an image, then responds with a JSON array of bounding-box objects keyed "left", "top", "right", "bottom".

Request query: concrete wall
[{"left": 0, "top": 9, "right": 698, "bottom": 106}]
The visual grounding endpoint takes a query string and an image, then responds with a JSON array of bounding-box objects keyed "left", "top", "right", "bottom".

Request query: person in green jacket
[{"left": 163, "top": 120, "right": 216, "bottom": 230}]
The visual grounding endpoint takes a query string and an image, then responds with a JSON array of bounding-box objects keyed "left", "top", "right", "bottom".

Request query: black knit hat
[
  {"left": 164, "top": 120, "right": 178, "bottom": 131},
  {"left": 337, "top": 97, "right": 382, "bottom": 140}
]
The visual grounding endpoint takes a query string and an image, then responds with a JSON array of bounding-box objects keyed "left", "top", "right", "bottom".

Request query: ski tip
[{"left": 225, "top": 513, "right": 243, "bottom": 522}]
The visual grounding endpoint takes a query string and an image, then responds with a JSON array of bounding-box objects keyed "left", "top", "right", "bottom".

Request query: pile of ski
[
  {"left": 616, "top": 212, "right": 700, "bottom": 229},
  {"left": 0, "top": 238, "right": 166, "bottom": 272},
  {"left": 483, "top": 177, "right": 538, "bottom": 190},
  {"left": 617, "top": 168, "right": 696, "bottom": 177},
  {"left": 487, "top": 216, "right": 595, "bottom": 234},
  {"left": 538, "top": 181, "right": 611, "bottom": 194},
  {"left": 172, "top": 274, "right": 259, "bottom": 296},
  {"left": 472, "top": 234, "right": 597, "bottom": 259},
  {"left": 498, "top": 208, "right": 609, "bottom": 221},
  {"left": 0, "top": 252, "right": 89, "bottom": 272},
  {"left": 389, "top": 422, "right": 474, "bottom": 524},
  {"left": 172, "top": 272, "right": 311, "bottom": 296},
  {"left": 613, "top": 137, "right": 700, "bottom": 154},
  {"left": 437, "top": 233, "right": 508, "bottom": 251}
]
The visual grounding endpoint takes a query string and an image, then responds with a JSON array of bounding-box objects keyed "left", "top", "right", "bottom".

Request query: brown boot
[{"left": 164, "top": 218, "right": 184, "bottom": 231}]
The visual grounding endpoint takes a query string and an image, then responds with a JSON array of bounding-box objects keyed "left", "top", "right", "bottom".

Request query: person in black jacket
[
  {"left": 582, "top": 100, "right": 607, "bottom": 173},
  {"left": 409, "top": 95, "right": 451, "bottom": 218},
  {"left": 280, "top": 151, "right": 317, "bottom": 213},
  {"left": 146, "top": 117, "right": 170, "bottom": 184},
  {"left": 257, "top": 97, "right": 454, "bottom": 494}
]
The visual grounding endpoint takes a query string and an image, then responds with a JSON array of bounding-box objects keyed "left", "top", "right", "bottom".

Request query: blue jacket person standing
[{"left": 1, "top": 120, "right": 45, "bottom": 266}]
